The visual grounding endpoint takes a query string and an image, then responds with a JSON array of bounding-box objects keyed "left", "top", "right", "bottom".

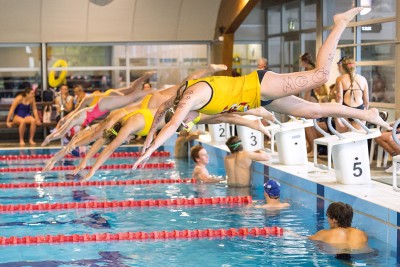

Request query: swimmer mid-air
[{"left": 133, "top": 8, "right": 390, "bottom": 169}]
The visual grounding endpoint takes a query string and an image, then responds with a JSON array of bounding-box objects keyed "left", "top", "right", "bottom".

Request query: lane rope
[
  {"left": 0, "top": 178, "right": 196, "bottom": 189},
  {"left": 0, "top": 226, "right": 284, "bottom": 245},
  {"left": 0, "top": 151, "right": 170, "bottom": 161},
  {"left": 0, "top": 196, "right": 253, "bottom": 213},
  {"left": 0, "top": 162, "right": 174, "bottom": 173}
]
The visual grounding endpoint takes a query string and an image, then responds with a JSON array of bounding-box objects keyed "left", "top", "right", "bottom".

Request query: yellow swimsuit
[
  {"left": 121, "top": 109, "right": 154, "bottom": 136},
  {"left": 140, "top": 94, "right": 153, "bottom": 109},
  {"left": 185, "top": 71, "right": 261, "bottom": 115},
  {"left": 89, "top": 89, "right": 114, "bottom": 107}
]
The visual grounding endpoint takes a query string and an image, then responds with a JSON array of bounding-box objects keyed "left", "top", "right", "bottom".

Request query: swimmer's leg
[
  {"left": 261, "top": 8, "right": 362, "bottom": 99},
  {"left": 268, "top": 96, "right": 390, "bottom": 130}
]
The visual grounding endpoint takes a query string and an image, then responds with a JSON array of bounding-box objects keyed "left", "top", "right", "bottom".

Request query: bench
[{"left": 0, "top": 101, "right": 59, "bottom": 141}]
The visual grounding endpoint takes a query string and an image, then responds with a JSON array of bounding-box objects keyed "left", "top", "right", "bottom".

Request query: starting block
[
  {"left": 313, "top": 117, "right": 381, "bottom": 185},
  {"left": 266, "top": 116, "right": 313, "bottom": 165}
]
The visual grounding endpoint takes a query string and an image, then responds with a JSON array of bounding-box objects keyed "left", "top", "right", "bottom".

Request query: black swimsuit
[
  {"left": 257, "top": 70, "right": 274, "bottom": 106},
  {"left": 343, "top": 76, "right": 364, "bottom": 121}
]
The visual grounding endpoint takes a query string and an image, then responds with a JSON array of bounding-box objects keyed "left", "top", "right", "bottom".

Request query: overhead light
[
  {"left": 218, "top": 26, "right": 225, "bottom": 42},
  {"left": 359, "top": 0, "right": 372, "bottom": 15},
  {"left": 89, "top": 0, "right": 113, "bottom": 7}
]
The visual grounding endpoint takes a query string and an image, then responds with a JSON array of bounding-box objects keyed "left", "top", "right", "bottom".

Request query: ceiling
[{"left": 0, "top": 0, "right": 222, "bottom": 43}]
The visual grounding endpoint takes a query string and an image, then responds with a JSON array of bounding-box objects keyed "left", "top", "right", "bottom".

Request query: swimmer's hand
[
  {"left": 82, "top": 170, "right": 94, "bottom": 181},
  {"left": 141, "top": 135, "right": 155, "bottom": 155},
  {"left": 132, "top": 154, "right": 150, "bottom": 170},
  {"left": 42, "top": 160, "right": 55, "bottom": 172},
  {"left": 73, "top": 160, "right": 87, "bottom": 175}
]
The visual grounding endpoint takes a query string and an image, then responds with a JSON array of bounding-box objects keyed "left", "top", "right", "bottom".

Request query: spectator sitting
[
  {"left": 375, "top": 121, "right": 400, "bottom": 174},
  {"left": 254, "top": 180, "right": 290, "bottom": 209},
  {"left": 6, "top": 87, "right": 42, "bottom": 146},
  {"left": 55, "top": 84, "right": 74, "bottom": 122},
  {"left": 73, "top": 85, "right": 87, "bottom": 109},
  {"left": 224, "top": 136, "right": 270, "bottom": 187},
  {"left": 190, "top": 145, "right": 222, "bottom": 183},
  {"left": 309, "top": 202, "right": 368, "bottom": 251}
]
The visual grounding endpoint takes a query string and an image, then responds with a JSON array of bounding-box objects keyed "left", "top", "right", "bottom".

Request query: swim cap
[{"left": 264, "top": 180, "right": 281, "bottom": 197}]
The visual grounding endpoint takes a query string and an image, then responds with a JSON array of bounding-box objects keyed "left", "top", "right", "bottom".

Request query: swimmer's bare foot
[
  {"left": 307, "top": 151, "right": 315, "bottom": 158},
  {"left": 368, "top": 108, "right": 392, "bottom": 130},
  {"left": 29, "top": 140, "right": 36, "bottom": 145},
  {"left": 144, "top": 71, "right": 156, "bottom": 77},
  {"left": 208, "top": 64, "right": 227, "bottom": 73},
  {"left": 19, "top": 140, "right": 25, "bottom": 146},
  {"left": 333, "top": 7, "right": 362, "bottom": 27}
]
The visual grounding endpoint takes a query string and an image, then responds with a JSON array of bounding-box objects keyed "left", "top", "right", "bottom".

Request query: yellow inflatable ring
[{"left": 48, "top": 59, "right": 68, "bottom": 88}]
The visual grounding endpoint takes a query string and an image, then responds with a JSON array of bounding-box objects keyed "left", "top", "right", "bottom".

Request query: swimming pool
[{"left": 0, "top": 146, "right": 398, "bottom": 266}]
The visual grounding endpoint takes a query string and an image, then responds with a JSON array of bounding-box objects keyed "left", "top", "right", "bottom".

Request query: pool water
[{"left": 0, "top": 148, "right": 397, "bottom": 266}]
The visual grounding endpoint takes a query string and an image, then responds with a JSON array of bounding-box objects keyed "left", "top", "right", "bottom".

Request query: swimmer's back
[{"left": 319, "top": 227, "right": 368, "bottom": 249}]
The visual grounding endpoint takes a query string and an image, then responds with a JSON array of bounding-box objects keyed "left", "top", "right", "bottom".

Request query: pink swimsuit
[{"left": 82, "top": 103, "right": 109, "bottom": 127}]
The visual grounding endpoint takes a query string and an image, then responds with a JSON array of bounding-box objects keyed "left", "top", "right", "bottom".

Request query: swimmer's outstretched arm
[
  {"left": 134, "top": 92, "right": 199, "bottom": 169},
  {"left": 83, "top": 124, "right": 133, "bottom": 180},
  {"left": 199, "top": 113, "right": 272, "bottom": 138},
  {"left": 141, "top": 96, "right": 176, "bottom": 154},
  {"left": 73, "top": 138, "right": 105, "bottom": 176},
  {"left": 42, "top": 146, "right": 70, "bottom": 172},
  {"left": 115, "top": 71, "right": 156, "bottom": 95},
  {"left": 58, "top": 95, "right": 95, "bottom": 126}
]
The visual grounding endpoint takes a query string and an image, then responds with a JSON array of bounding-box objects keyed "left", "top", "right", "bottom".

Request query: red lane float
[
  {"left": 0, "top": 151, "right": 170, "bottom": 161},
  {"left": 0, "top": 162, "right": 174, "bottom": 173},
  {"left": 0, "top": 178, "right": 196, "bottom": 189},
  {"left": 0, "top": 226, "right": 284, "bottom": 246},
  {"left": 0, "top": 196, "right": 253, "bottom": 213}
]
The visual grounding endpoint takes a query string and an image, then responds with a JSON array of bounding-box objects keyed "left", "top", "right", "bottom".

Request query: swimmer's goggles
[
  {"left": 109, "top": 127, "right": 118, "bottom": 136},
  {"left": 227, "top": 141, "right": 242, "bottom": 151},
  {"left": 165, "top": 107, "right": 201, "bottom": 132}
]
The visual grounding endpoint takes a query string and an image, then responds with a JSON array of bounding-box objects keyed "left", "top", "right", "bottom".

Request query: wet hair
[
  {"left": 338, "top": 56, "right": 356, "bottom": 88},
  {"left": 326, "top": 202, "right": 353, "bottom": 228},
  {"left": 300, "top": 53, "right": 316, "bottom": 69},
  {"left": 190, "top": 145, "right": 204, "bottom": 163},
  {"left": 103, "top": 121, "right": 123, "bottom": 144},
  {"left": 164, "top": 83, "right": 189, "bottom": 131},
  {"left": 225, "top": 136, "right": 243, "bottom": 153}
]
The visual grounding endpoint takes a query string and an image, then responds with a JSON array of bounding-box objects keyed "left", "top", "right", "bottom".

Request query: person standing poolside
[
  {"left": 309, "top": 202, "right": 368, "bottom": 250},
  {"left": 336, "top": 56, "right": 369, "bottom": 130},
  {"left": 190, "top": 145, "right": 222, "bottom": 183},
  {"left": 224, "top": 136, "right": 270, "bottom": 187},
  {"left": 254, "top": 180, "right": 290, "bottom": 210}
]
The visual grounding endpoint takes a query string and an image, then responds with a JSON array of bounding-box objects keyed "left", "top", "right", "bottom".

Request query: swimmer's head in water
[
  {"left": 264, "top": 180, "right": 280, "bottom": 199},
  {"left": 226, "top": 136, "right": 243, "bottom": 153},
  {"left": 326, "top": 202, "right": 353, "bottom": 228},
  {"left": 103, "top": 122, "right": 123, "bottom": 144}
]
